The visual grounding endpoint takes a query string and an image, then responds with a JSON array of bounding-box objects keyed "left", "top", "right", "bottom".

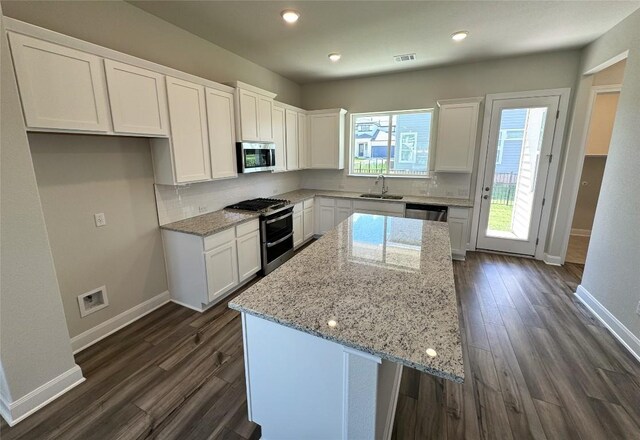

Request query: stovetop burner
[{"left": 225, "top": 198, "right": 291, "bottom": 213}]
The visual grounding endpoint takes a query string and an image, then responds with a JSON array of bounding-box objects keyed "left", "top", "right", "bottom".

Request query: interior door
[{"left": 476, "top": 96, "right": 560, "bottom": 255}]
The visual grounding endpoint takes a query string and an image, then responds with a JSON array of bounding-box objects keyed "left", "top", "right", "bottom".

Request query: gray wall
[
  {"left": 29, "top": 134, "right": 168, "bottom": 338},
  {"left": 571, "top": 157, "right": 607, "bottom": 231},
  {"left": 0, "top": 0, "right": 303, "bottom": 341},
  {"left": 579, "top": 10, "right": 640, "bottom": 339},
  {"left": 301, "top": 50, "right": 581, "bottom": 204},
  {"left": 0, "top": 6, "right": 79, "bottom": 402}
]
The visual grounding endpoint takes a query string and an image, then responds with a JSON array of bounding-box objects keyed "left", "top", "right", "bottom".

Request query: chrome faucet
[{"left": 375, "top": 174, "right": 389, "bottom": 196}]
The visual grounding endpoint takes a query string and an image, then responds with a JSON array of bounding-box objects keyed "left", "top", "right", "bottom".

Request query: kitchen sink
[{"left": 359, "top": 194, "right": 404, "bottom": 200}]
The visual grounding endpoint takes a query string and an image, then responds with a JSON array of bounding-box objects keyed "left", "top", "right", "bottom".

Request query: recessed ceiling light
[
  {"left": 451, "top": 31, "right": 469, "bottom": 42},
  {"left": 328, "top": 53, "right": 341, "bottom": 62},
  {"left": 281, "top": 10, "right": 300, "bottom": 24}
]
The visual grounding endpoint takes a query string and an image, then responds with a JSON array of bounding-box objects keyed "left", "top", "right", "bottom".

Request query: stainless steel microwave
[{"left": 237, "top": 142, "right": 276, "bottom": 173}]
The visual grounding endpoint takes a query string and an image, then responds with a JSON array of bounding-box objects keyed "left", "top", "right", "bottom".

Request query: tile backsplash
[
  {"left": 301, "top": 170, "right": 472, "bottom": 199},
  {"left": 155, "top": 169, "right": 471, "bottom": 225},
  {"left": 155, "top": 171, "right": 303, "bottom": 225}
]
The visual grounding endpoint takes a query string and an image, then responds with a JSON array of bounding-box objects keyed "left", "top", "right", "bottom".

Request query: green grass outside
[{"left": 488, "top": 204, "right": 514, "bottom": 232}]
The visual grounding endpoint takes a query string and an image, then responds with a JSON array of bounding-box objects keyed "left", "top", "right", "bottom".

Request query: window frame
[
  {"left": 496, "top": 128, "right": 524, "bottom": 165},
  {"left": 349, "top": 108, "right": 434, "bottom": 178}
]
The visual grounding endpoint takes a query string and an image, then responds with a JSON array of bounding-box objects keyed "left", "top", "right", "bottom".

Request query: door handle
[
  {"left": 266, "top": 212, "right": 293, "bottom": 224},
  {"left": 485, "top": 187, "right": 490, "bottom": 191},
  {"left": 483, "top": 195, "right": 489, "bottom": 200},
  {"left": 266, "top": 232, "right": 293, "bottom": 248}
]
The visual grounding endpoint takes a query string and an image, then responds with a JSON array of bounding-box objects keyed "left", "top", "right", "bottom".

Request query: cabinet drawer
[
  {"left": 303, "top": 198, "right": 314, "bottom": 210},
  {"left": 317, "top": 197, "right": 336, "bottom": 207},
  {"left": 448, "top": 207, "right": 470, "bottom": 219},
  {"left": 204, "top": 227, "right": 235, "bottom": 251},
  {"left": 236, "top": 219, "right": 260, "bottom": 237},
  {"left": 293, "top": 202, "right": 303, "bottom": 213},
  {"left": 352, "top": 200, "right": 404, "bottom": 214},
  {"left": 335, "top": 199, "right": 352, "bottom": 208}
]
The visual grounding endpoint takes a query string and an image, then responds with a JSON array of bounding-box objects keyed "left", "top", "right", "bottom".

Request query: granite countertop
[
  {"left": 277, "top": 188, "right": 473, "bottom": 208},
  {"left": 160, "top": 209, "right": 259, "bottom": 237},
  {"left": 229, "top": 215, "right": 464, "bottom": 383}
]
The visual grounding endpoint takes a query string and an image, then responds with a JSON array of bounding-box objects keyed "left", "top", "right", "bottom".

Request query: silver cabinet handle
[
  {"left": 266, "top": 232, "right": 293, "bottom": 248},
  {"left": 266, "top": 212, "right": 292, "bottom": 224}
]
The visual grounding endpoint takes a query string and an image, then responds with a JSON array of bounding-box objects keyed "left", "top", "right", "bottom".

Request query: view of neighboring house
[{"left": 353, "top": 112, "right": 432, "bottom": 175}]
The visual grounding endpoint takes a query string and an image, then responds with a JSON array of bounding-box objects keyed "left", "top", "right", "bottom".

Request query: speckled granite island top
[
  {"left": 160, "top": 209, "right": 259, "bottom": 237},
  {"left": 229, "top": 214, "right": 464, "bottom": 383}
]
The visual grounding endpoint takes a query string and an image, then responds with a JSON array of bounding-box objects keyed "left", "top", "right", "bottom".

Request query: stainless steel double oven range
[{"left": 225, "top": 198, "right": 294, "bottom": 275}]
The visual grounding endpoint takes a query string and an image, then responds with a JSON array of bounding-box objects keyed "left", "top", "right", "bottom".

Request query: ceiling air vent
[{"left": 394, "top": 53, "right": 417, "bottom": 63}]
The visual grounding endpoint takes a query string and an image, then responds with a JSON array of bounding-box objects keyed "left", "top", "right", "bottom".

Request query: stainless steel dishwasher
[{"left": 405, "top": 204, "right": 448, "bottom": 221}]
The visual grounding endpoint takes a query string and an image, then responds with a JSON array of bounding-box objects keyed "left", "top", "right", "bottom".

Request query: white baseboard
[
  {"left": 170, "top": 298, "right": 204, "bottom": 312},
  {"left": 0, "top": 365, "right": 85, "bottom": 427},
  {"left": 571, "top": 228, "right": 592, "bottom": 237},
  {"left": 543, "top": 253, "right": 563, "bottom": 266},
  {"left": 71, "top": 290, "right": 170, "bottom": 353},
  {"left": 575, "top": 285, "right": 640, "bottom": 362}
]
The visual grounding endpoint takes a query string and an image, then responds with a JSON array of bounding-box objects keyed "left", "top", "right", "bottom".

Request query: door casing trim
[{"left": 469, "top": 88, "right": 571, "bottom": 261}]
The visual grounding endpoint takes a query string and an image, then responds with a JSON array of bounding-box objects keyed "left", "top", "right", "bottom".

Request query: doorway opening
[
  {"left": 565, "top": 60, "right": 626, "bottom": 264},
  {"left": 472, "top": 89, "right": 570, "bottom": 257}
]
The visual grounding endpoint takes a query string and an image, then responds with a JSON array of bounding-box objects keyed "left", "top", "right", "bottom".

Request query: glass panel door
[{"left": 476, "top": 96, "right": 560, "bottom": 255}]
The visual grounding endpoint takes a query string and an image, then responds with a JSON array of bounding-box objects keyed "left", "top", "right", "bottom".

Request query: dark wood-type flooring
[{"left": 2, "top": 251, "right": 639, "bottom": 439}]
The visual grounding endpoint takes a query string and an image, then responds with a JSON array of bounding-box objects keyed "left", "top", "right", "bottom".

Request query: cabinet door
[
  {"left": 309, "top": 113, "right": 338, "bottom": 168},
  {"left": 448, "top": 218, "right": 468, "bottom": 260},
  {"left": 166, "top": 77, "right": 211, "bottom": 183},
  {"left": 285, "top": 109, "right": 299, "bottom": 170},
  {"left": 298, "top": 113, "right": 308, "bottom": 169},
  {"left": 318, "top": 206, "right": 336, "bottom": 235},
  {"left": 237, "top": 230, "right": 261, "bottom": 282},
  {"left": 104, "top": 59, "right": 169, "bottom": 136},
  {"left": 238, "top": 89, "right": 260, "bottom": 141},
  {"left": 258, "top": 95, "right": 274, "bottom": 141},
  {"left": 205, "top": 240, "right": 239, "bottom": 303},
  {"left": 293, "top": 212, "right": 303, "bottom": 248},
  {"left": 9, "top": 33, "right": 110, "bottom": 132},
  {"left": 434, "top": 102, "right": 480, "bottom": 173},
  {"left": 206, "top": 87, "right": 237, "bottom": 179},
  {"left": 303, "top": 207, "right": 314, "bottom": 241},
  {"left": 335, "top": 207, "right": 352, "bottom": 225},
  {"left": 272, "top": 105, "right": 287, "bottom": 172}
]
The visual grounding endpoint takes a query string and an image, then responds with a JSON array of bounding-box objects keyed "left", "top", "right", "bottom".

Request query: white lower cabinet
[
  {"left": 205, "top": 240, "right": 238, "bottom": 303},
  {"left": 448, "top": 207, "right": 471, "bottom": 260},
  {"left": 236, "top": 230, "right": 261, "bottom": 282},
  {"left": 293, "top": 198, "right": 315, "bottom": 248},
  {"left": 352, "top": 200, "right": 405, "bottom": 217},
  {"left": 163, "top": 219, "right": 261, "bottom": 311}
]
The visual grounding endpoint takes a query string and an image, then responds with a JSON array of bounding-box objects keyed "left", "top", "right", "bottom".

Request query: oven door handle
[
  {"left": 266, "top": 232, "right": 293, "bottom": 248},
  {"left": 265, "top": 211, "right": 293, "bottom": 224}
]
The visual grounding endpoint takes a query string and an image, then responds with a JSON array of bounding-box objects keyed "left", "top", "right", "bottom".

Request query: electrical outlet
[
  {"left": 94, "top": 213, "right": 106, "bottom": 227},
  {"left": 198, "top": 206, "right": 208, "bottom": 213}
]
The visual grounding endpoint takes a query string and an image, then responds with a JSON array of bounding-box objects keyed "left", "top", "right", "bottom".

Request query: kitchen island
[{"left": 229, "top": 214, "right": 464, "bottom": 440}]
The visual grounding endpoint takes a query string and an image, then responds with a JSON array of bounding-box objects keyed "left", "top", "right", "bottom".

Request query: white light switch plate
[{"left": 94, "top": 213, "right": 106, "bottom": 227}]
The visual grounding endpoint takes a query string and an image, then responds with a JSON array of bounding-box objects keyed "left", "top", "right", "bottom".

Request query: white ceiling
[{"left": 128, "top": 1, "right": 640, "bottom": 84}]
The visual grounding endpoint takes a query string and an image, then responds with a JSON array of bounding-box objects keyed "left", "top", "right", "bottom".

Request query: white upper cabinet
[
  {"left": 205, "top": 87, "right": 237, "bottom": 180},
  {"left": 285, "top": 109, "right": 299, "bottom": 170},
  {"left": 309, "top": 109, "right": 347, "bottom": 169},
  {"left": 258, "top": 95, "right": 274, "bottom": 141},
  {"left": 166, "top": 77, "right": 211, "bottom": 183},
  {"left": 272, "top": 104, "right": 287, "bottom": 172},
  {"left": 237, "top": 89, "right": 260, "bottom": 141},
  {"left": 104, "top": 59, "right": 169, "bottom": 136},
  {"left": 232, "top": 82, "right": 277, "bottom": 142},
  {"left": 434, "top": 98, "right": 482, "bottom": 173},
  {"left": 9, "top": 32, "right": 111, "bottom": 132},
  {"left": 298, "top": 112, "right": 308, "bottom": 169}
]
